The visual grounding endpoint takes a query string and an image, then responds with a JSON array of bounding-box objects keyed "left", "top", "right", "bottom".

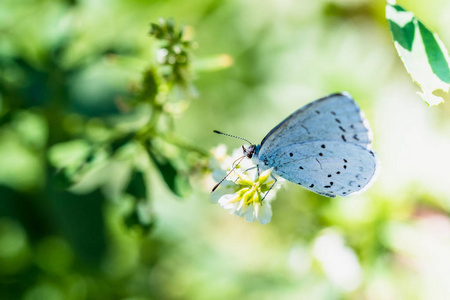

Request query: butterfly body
[{"left": 244, "top": 92, "right": 378, "bottom": 198}]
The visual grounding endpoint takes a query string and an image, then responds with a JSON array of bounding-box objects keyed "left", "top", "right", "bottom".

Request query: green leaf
[
  {"left": 124, "top": 200, "right": 155, "bottom": 234},
  {"left": 147, "top": 146, "right": 189, "bottom": 197},
  {"left": 386, "top": 4, "right": 450, "bottom": 106},
  {"left": 149, "top": 150, "right": 178, "bottom": 194},
  {"left": 48, "top": 140, "right": 92, "bottom": 170},
  {"left": 125, "top": 170, "right": 148, "bottom": 199}
]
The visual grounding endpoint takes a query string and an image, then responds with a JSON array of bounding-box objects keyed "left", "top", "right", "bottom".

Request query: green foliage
[
  {"left": 386, "top": 3, "right": 450, "bottom": 105},
  {"left": 40, "top": 17, "right": 202, "bottom": 231},
  {"left": 150, "top": 18, "right": 195, "bottom": 86},
  {"left": 0, "top": 7, "right": 206, "bottom": 297}
]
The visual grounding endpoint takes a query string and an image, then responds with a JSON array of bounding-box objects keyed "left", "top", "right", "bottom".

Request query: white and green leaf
[{"left": 386, "top": 3, "right": 450, "bottom": 106}]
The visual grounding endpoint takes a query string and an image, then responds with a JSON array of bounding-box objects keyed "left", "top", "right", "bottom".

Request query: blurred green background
[{"left": 2, "top": 0, "right": 450, "bottom": 299}]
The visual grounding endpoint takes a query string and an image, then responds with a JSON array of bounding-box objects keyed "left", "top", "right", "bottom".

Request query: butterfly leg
[
  {"left": 262, "top": 174, "right": 277, "bottom": 202},
  {"left": 244, "top": 166, "right": 257, "bottom": 173}
]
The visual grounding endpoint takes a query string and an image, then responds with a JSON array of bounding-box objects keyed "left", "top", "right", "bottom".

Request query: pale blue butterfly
[{"left": 213, "top": 93, "right": 378, "bottom": 198}]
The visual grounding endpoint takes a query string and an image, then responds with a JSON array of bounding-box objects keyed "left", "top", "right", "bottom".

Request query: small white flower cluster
[{"left": 209, "top": 145, "right": 283, "bottom": 225}]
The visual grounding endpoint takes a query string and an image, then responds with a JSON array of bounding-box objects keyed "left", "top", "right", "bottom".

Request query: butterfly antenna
[
  {"left": 211, "top": 156, "right": 246, "bottom": 192},
  {"left": 213, "top": 130, "right": 252, "bottom": 145}
]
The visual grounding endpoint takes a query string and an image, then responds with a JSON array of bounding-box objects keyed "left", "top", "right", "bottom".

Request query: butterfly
[{"left": 213, "top": 92, "right": 378, "bottom": 198}]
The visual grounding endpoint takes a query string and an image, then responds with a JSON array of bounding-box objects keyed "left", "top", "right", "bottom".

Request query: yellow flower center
[{"left": 231, "top": 169, "right": 274, "bottom": 207}]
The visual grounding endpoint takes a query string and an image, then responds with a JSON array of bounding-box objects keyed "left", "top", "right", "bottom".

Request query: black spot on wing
[{"left": 342, "top": 135, "right": 347, "bottom": 142}]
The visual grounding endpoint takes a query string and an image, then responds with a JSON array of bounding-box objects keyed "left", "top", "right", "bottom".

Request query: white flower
[{"left": 209, "top": 145, "right": 283, "bottom": 224}]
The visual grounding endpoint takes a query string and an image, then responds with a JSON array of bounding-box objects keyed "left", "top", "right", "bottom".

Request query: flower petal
[
  {"left": 258, "top": 168, "right": 273, "bottom": 184},
  {"left": 243, "top": 206, "right": 256, "bottom": 222},
  {"left": 256, "top": 202, "right": 272, "bottom": 225}
]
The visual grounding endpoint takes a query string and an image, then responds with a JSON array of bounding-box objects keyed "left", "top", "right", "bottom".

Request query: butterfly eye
[{"left": 242, "top": 145, "right": 252, "bottom": 158}]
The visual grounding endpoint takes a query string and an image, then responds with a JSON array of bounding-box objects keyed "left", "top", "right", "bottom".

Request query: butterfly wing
[
  {"left": 258, "top": 141, "right": 378, "bottom": 197},
  {"left": 258, "top": 93, "right": 373, "bottom": 159}
]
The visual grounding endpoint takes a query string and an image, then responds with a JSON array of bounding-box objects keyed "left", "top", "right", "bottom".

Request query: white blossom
[{"left": 209, "top": 145, "right": 283, "bottom": 224}]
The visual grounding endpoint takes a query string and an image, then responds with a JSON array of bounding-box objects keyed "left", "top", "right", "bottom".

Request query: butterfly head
[{"left": 242, "top": 145, "right": 256, "bottom": 159}]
